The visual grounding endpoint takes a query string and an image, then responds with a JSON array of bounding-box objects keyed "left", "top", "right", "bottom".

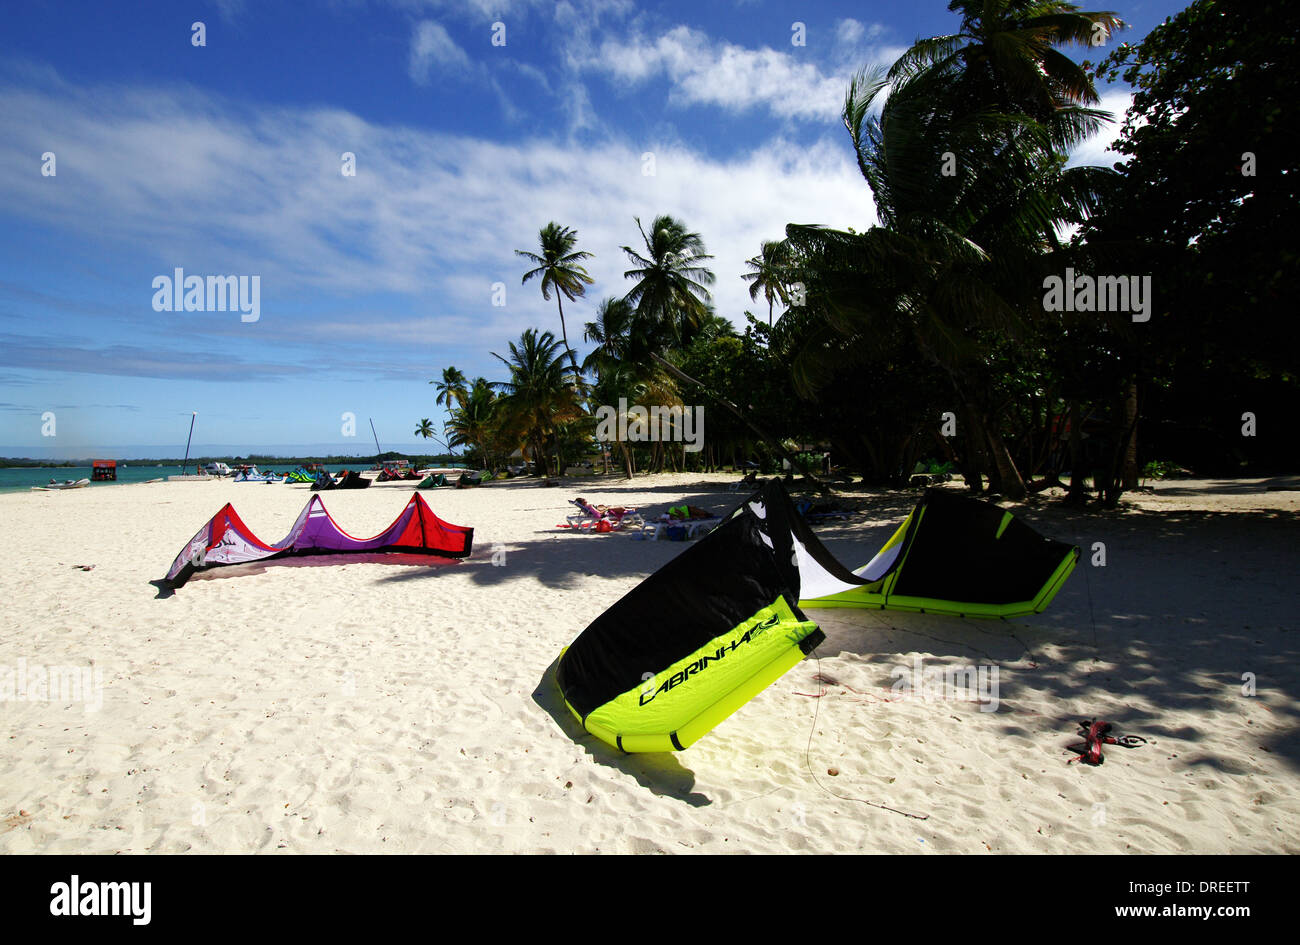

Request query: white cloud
[
  {"left": 836, "top": 18, "right": 867, "bottom": 47},
  {"left": 211, "top": 0, "right": 247, "bottom": 23},
  {"left": 550, "top": 0, "right": 636, "bottom": 136},
  {"left": 0, "top": 77, "right": 877, "bottom": 345},
  {"left": 1068, "top": 89, "right": 1133, "bottom": 168},
  {"left": 385, "top": 0, "right": 545, "bottom": 20},
  {"left": 408, "top": 20, "right": 472, "bottom": 84},
  {"left": 588, "top": 25, "right": 857, "bottom": 121},
  {"left": 573, "top": 18, "right": 902, "bottom": 122}
]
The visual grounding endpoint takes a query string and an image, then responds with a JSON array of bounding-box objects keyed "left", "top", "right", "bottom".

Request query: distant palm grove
[{"left": 417, "top": 0, "right": 1297, "bottom": 507}]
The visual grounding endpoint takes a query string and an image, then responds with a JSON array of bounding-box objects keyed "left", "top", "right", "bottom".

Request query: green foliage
[
  {"left": 621, "top": 215, "right": 716, "bottom": 349},
  {"left": 413, "top": 2, "right": 1299, "bottom": 489},
  {"left": 781, "top": 3, "right": 1122, "bottom": 497},
  {"left": 1141, "top": 459, "right": 1183, "bottom": 480},
  {"left": 492, "top": 328, "right": 584, "bottom": 476},
  {"left": 1084, "top": 0, "right": 1300, "bottom": 473},
  {"left": 517, "top": 222, "right": 595, "bottom": 378}
]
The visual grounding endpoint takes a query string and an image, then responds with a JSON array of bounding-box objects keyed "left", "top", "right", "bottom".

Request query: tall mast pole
[{"left": 182, "top": 411, "right": 196, "bottom": 475}]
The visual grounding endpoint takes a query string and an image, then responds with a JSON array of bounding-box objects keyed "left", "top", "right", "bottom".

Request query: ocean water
[
  {"left": 0, "top": 462, "right": 471, "bottom": 494},
  {"left": 0, "top": 465, "right": 198, "bottom": 494}
]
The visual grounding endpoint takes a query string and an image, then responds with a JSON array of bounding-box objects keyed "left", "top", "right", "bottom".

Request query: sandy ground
[{"left": 1, "top": 472, "right": 1297, "bottom": 854}]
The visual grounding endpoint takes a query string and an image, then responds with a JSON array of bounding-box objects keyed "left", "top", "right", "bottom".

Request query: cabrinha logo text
[{"left": 639, "top": 614, "right": 778, "bottom": 706}]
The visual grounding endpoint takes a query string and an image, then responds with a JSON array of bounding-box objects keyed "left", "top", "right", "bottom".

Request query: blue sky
[{"left": 0, "top": 0, "right": 1183, "bottom": 457}]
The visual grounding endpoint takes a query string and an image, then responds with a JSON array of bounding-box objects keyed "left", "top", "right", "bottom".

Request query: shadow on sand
[
  {"left": 804, "top": 502, "right": 1300, "bottom": 772},
  {"left": 152, "top": 552, "right": 467, "bottom": 597},
  {"left": 408, "top": 482, "right": 1300, "bottom": 776},
  {"left": 531, "top": 655, "right": 712, "bottom": 807}
]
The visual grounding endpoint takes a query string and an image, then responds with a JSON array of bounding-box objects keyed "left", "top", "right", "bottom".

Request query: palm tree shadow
[
  {"left": 805, "top": 503, "right": 1300, "bottom": 772},
  {"left": 532, "top": 655, "right": 712, "bottom": 807}
]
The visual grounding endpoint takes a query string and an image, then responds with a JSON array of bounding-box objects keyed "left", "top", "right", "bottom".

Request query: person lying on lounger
[{"left": 574, "top": 498, "right": 637, "bottom": 517}]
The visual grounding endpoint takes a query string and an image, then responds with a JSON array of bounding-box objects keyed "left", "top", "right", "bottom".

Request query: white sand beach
[{"left": 1, "top": 473, "right": 1297, "bottom": 854}]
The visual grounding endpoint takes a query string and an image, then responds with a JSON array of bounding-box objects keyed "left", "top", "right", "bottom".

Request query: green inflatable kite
[{"left": 556, "top": 480, "right": 1078, "bottom": 753}]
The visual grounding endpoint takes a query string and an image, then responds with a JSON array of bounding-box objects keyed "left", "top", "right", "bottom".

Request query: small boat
[{"left": 32, "top": 478, "right": 91, "bottom": 491}]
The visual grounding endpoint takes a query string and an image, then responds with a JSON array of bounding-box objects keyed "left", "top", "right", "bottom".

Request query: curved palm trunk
[
  {"left": 556, "top": 296, "right": 582, "bottom": 384},
  {"left": 648, "top": 352, "right": 829, "bottom": 492},
  {"left": 986, "top": 425, "right": 1027, "bottom": 500}
]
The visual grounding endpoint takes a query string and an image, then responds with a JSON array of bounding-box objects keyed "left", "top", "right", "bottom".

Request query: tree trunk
[
  {"left": 557, "top": 296, "right": 582, "bottom": 384},
  {"left": 960, "top": 406, "right": 991, "bottom": 493},
  {"left": 1065, "top": 398, "right": 1089, "bottom": 507},
  {"left": 1121, "top": 379, "right": 1139, "bottom": 490},
  {"left": 1102, "top": 388, "right": 1139, "bottom": 508},
  {"left": 986, "top": 425, "right": 1027, "bottom": 500}
]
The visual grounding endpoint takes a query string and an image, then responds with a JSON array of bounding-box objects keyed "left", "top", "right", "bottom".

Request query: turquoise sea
[
  {"left": 0, "top": 465, "right": 200, "bottom": 494},
  {"left": 0, "top": 462, "right": 471, "bottom": 494}
]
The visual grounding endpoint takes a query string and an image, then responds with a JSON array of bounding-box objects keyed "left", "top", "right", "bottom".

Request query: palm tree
[
  {"left": 621, "top": 215, "right": 715, "bottom": 347},
  {"left": 888, "top": 1, "right": 1125, "bottom": 120},
  {"left": 584, "top": 296, "right": 680, "bottom": 478},
  {"left": 620, "top": 215, "right": 826, "bottom": 486},
  {"left": 446, "top": 377, "right": 500, "bottom": 468},
  {"left": 782, "top": 5, "right": 1119, "bottom": 497},
  {"left": 516, "top": 222, "right": 595, "bottom": 382},
  {"left": 432, "top": 367, "right": 468, "bottom": 411},
  {"left": 742, "top": 240, "right": 793, "bottom": 325},
  {"left": 582, "top": 296, "right": 640, "bottom": 379},
  {"left": 414, "top": 417, "right": 453, "bottom": 461},
  {"left": 492, "top": 328, "right": 583, "bottom": 477}
]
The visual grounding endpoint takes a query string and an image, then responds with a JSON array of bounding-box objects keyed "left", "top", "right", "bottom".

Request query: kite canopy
[
  {"left": 164, "top": 493, "right": 472, "bottom": 588},
  {"left": 794, "top": 485, "right": 1079, "bottom": 617},
  {"left": 556, "top": 481, "right": 825, "bottom": 753},
  {"left": 555, "top": 479, "right": 1077, "bottom": 753}
]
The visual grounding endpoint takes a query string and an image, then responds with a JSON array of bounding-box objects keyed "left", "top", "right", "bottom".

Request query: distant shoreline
[{"left": 0, "top": 453, "right": 462, "bottom": 468}]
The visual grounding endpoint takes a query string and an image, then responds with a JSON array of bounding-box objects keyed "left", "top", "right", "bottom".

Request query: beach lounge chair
[
  {"left": 563, "top": 498, "right": 643, "bottom": 531},
  {"left": 635, "top": 505, "right": 720, "bottom": 541}
]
